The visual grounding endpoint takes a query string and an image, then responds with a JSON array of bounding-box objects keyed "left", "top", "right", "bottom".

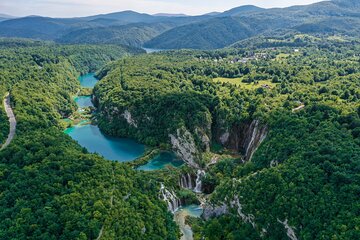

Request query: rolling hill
[
  {"left": 145, "top": 0, "right": 360, "bottom": 49},
  {"left": 0, "top": 0, "right": 359, "bottom": 49},
  {"left": 57, "top": 22, "right": 175, "bottom": 47}
]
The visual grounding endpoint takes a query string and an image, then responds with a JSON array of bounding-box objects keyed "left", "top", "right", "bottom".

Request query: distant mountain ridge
[
  {"left": 0, "top": 0, "right": 359, "bottom": 49},
  {"left": 0, "top": 13, "right": 16, "bottom": 22},
  {"left": 153, "top": 13, "right": 188, "bottom": 17},
  {"left": 145, "top": 0, "right": 360, "bottom": 49}
]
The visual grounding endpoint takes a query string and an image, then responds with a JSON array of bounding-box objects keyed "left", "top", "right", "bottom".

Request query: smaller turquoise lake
[
  {"left": 75, "top": 96, "right": 93, "bottom": 108},
  {"left": 65, "top": 124, "right": 145, "bottom": 162},
  {"left": 177, "top": 205, "right": 203, "bottom": 218},
  {"left": 79, "top": 73, "right": 98, "bottom": 88},
  {"left": 137, "top": 152, "right": 184, "bottom": 171}
]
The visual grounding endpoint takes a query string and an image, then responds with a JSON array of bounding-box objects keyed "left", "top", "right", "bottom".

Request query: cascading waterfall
[
  {"left": 245, "top": 120, "right": 259, "bottom": 157},
  {"left": 194, "top": 170, "right": 205, "bottom": 193},
  {"left": 159, "top": 183, "right": 181, "bottom": 213},
  {"left": 245, "top": 120, "right": 267, "bottom": 161},
  {"left": 180, "top": 173, "right": 194, "bottom": 189}
]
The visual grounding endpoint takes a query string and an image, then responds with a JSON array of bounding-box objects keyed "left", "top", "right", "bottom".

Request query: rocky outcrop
[
  {"left": 231, "top": 196, "right": 256, "bottom": 228},
  {"left": 202, "top": 203, "right": 228, "bottom": 220},
  {"left": 217, "top": 120, "right": 267, "bottom": 161},
  {"left": 169, "top": 127, "right": 200, "bottom": 168},
  {"left": 195, "top": 127, "right": 211, "bottom": 152},
  {"left": 277, "top": 219, "right": 298, "bottom": 240},
  {"left": 159, "top": 183, "right": 181, "bottom": 213},
  {"left": 122, "top": 110, "right": 138, "bottom": 128}
]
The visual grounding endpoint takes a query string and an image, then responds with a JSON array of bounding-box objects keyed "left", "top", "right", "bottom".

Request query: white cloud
[{"left": 1, "top": 0, "right": 322, "bottom": 17}]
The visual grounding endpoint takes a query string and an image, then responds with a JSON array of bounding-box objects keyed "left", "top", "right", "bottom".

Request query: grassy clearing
[{"left": 213, "top": 77, "right": 276, "bottom": 90}]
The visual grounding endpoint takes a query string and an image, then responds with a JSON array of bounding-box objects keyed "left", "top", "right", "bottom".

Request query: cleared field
[{"left": 213, "top": 77, "right": 275, "bottom": 90}]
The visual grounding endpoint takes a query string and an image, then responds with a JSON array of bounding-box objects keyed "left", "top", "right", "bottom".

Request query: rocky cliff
[{"left": 216, "top": 119, "right": 267, "bottom": 161}]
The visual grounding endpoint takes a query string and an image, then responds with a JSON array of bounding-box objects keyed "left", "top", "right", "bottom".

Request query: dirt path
[{"left": 1, "top": 93, "right": 16, "bottom": 150}]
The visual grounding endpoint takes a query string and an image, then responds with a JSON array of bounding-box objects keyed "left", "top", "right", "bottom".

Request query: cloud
[{"left": 1, "top": 0, "right": 321, "bottom": 17}]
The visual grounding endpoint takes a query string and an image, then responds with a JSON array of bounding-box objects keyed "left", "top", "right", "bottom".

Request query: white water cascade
[
  {"left": 194, "top": 170, "right": 205, "bottom": 193},
  {"left": 180, "top": 173, "right": 194, "bottom": 189},
  {"left": 159, "top": 183, "right": 181, "bottom": 213}
]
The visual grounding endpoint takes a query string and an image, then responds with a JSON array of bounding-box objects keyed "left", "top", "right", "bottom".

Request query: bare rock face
[
  {"left": 217, "top": 120, "right": 267, "bottom": 161},
  {"left": 169, "top": 127, "right": 200, "bottom": 168},
  {"left": 195, "top": 127, "right": 211, "bottom": 152},
  {"left": 231, "top": 196, "right": 256, "bottom": 228},
  {"left": 122, "top": 110, "right": 138, "bottom": 128},
  {"left": 277, "top": 219, "right": 298, "bottom": 240},
  {"left": 202, "top": 203, "right": 228, "bottom": 220}
]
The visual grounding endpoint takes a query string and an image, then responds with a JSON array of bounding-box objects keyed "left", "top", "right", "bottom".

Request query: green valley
[{"left": 0, "top": 0, "right": 359, "bottom": 239}]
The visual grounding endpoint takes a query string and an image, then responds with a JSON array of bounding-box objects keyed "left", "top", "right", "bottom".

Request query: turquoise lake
[
  {"left": 74, "top": 96, "right": 93, "bottom": 108},
  {"left": 64, "top": 124, "right": 145, "bottom": 162},
  {"left": 65, "top": 73, "right": 184, "bottom": 168},
  {"left": 137, "top": 152, "right": 184, "bottom": 171},
  {"left": 177, "top": 205, "right": 203, "bottom": 218},
  {"left": 79, "top": 73, "right": 98, "bottom": 88}
]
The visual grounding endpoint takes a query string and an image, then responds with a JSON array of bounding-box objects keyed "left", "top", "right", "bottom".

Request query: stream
[{"left": 174, "top": 205, "right": 203, "bottom": 240}]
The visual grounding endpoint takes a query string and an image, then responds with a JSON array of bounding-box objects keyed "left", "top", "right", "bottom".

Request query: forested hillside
[
  {"left": 57, "top": 22, "right": 175, "bottom": 47},
  {"left": 1, "top": 0, "right": 360, "bottom": 49},
  {"left": 0, "top": 40, "right": 178, "bottom": 239},
  {"left": 94, "top": 36, "right": 360, "bottom": 238},
  {"left": 0, "top": 1, "right": 359, "bottom": 236},
  {"left": 145, "top": 0, "right": 360, "bottom": 49}
]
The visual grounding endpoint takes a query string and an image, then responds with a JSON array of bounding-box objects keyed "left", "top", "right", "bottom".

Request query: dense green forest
[
  {"left": 57, "top": 22, "right": 176, "bottom": 47},
  {"left": 94, "top": 35, "right": 360, "bottom": 238},
  {"left": 0, "top": 30, "right": 359, "bottom": 239},
  {"left": 0, "top": 40, "right": 178, "bottom": 239}
]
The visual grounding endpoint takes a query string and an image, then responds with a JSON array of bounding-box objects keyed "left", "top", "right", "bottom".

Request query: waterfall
[
  {"left": 244, "top": 120, "right": 267, "bottom": 161},
  {"left": 159, "top": 183, "right": 181, "bottom": 213},
  {"left": 180, "top": 173, "right": 194, "bottom": 189},
  {"left": 194, "top": 170, "right": 205, "bottom": 193},
  {"left": 245, "top": 120, "right": 259, "bottom": 157}
]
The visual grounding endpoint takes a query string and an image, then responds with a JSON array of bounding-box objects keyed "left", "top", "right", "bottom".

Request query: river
[{"left": 174, "top": 205, "right": 203, "bottom": 240}]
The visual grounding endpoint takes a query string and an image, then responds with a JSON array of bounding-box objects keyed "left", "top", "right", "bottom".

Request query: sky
[{"left": 1, "top": 0, "right": 322, "bottom": 18}]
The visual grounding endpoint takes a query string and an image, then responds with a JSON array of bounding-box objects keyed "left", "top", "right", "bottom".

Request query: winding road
[{"left": 1, "top": 93, "right": 16, "bottom": 150}]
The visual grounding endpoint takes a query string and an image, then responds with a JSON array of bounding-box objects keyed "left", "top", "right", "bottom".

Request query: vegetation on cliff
[{"left": 95, "top": 36, "right": 360, "bottom": 238}]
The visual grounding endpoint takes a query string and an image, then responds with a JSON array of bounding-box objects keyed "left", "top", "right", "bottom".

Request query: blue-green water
[
  {"left": 64, "top": 124, "right": 145, "bottom": 162},
  {"left": 65, "top": 73, "right": 183, "bottom": 167},
  {"left": 74, "top": 96, "right": 93, "bottom": 108},
  {"left": 137, "top": 152, "right": 184, "bottom": 171},
  {"left": 177, "top": 205, "right": 203, "bottom": 218},
  {"left": 79, "top": 73, "right": 98, "bottom": 88},
  {"left": 174, "top": 204, "right": 203, "bottom": 240}
]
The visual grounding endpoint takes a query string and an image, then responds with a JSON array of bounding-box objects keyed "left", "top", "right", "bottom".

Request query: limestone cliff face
[
  {"left": 202, "top": 203, "right": 228, "bottom": 220},
  {"left": 169, "top": 127, "right": 201, "bottom": 168},
  {"left": 216, "top": 120, "right": 267, "bottom": 161}
]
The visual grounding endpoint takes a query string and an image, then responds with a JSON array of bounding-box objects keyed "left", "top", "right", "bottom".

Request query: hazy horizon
[{"left": 1, "top": 0, "right": 322, "bottom": 18}]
